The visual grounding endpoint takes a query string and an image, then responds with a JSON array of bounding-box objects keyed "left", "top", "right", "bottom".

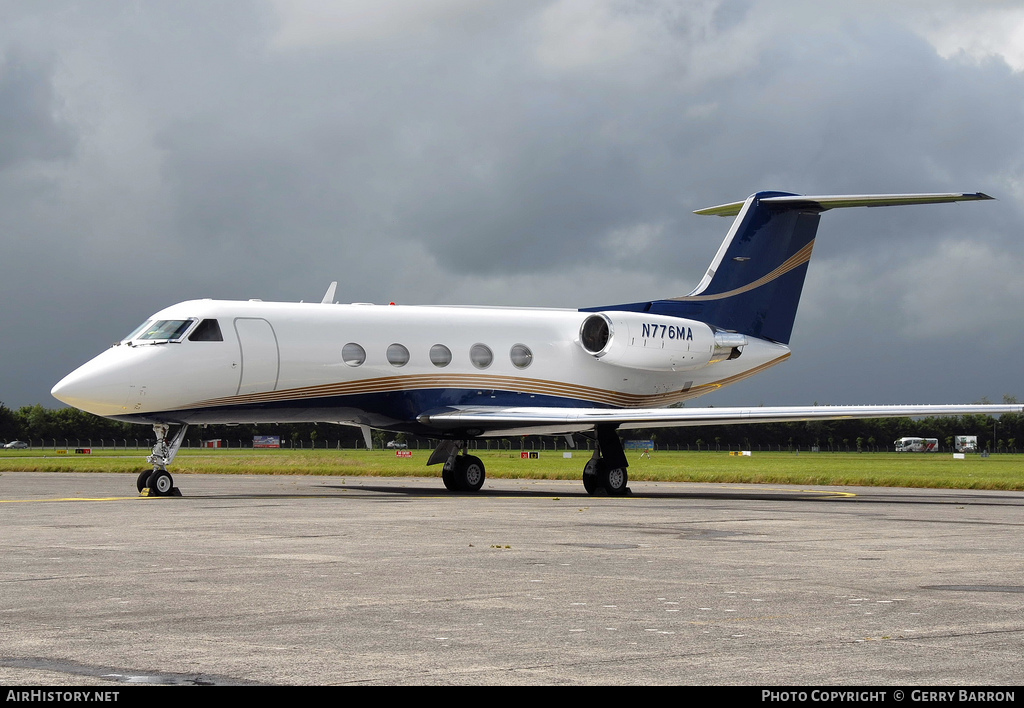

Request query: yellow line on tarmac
[
  {"left": 0, "top": 496, "right": 151, "bottom": 503},
  {"left": 722, "top": 486, "right": 857, "bottom": 498}
]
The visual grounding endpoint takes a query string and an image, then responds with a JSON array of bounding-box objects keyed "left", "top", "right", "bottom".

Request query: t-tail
[{"left": 584, "top": 191, "right": 993, "bottom": 345}]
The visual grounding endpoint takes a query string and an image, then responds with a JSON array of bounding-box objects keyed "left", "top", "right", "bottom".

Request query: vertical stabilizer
[
  {"left": 660, "top": 190, "right": 820, "bottom": 344},
  {"left": 584, "top": 191, "right": 991, "bottom": 345}
]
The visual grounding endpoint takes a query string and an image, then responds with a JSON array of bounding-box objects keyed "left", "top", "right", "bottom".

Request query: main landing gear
[
  {"left": 581, "top": 425, "right": 630, "bottom": 496},
  {"left": 138, "top": 423, "right": 188, "bottom": 497},
  {"left": 429, "top": 440, "right": 486, "bottom": 492},
  {"left": 427, "top": 427, "right": 630, "bottom": 496},
  {"left": 443, "top": 453, "right": 486, "bottom": 492}
]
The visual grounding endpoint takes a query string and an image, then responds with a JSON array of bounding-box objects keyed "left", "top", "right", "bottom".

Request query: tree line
[{"left": 2, "top": 400, "right": 1021, "bottom": 453}]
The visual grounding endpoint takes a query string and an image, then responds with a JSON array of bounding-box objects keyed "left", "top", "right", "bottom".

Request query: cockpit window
[
  {"left": 137, "top": 319, "right": 194, "bottom": 342},
  {"left": 121, "top": 320, "right": 153, "bottom": 343},
  {"left": 189, "top": 319, "right": 223, "bottom": 342}
]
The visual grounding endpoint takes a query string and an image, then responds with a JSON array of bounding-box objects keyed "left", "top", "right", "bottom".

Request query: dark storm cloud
[
  {"left": 0, "top": 50, "right": 75, "bottom": 168},
  {"left": 1, "top": 1, "right": 1023, "bottom": 412}
]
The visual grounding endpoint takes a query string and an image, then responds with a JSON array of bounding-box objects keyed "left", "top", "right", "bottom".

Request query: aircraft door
[{"left": 234, "top": 318, "right": 280, "bottom": 395}]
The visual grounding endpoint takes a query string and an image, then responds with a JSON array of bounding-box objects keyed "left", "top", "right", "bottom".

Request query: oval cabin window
[
  {"left": 430, "top": 344, "right": 452, "bottom": 367},
  {"left": 470, "top": 343, "right": 493, "bottom": 369},
  {"left": 342, "top": 343, "right": 366, "bottom": 367},
  {"left": 510, "top": 344, "right": 533, "bottom": 369},
  {"left": 387, "top": 343, "right": 410, "bottom": 367}
]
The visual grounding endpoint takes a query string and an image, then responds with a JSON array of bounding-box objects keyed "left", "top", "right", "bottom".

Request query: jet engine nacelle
[{"left": 578, "top": 312, "right": 745, "bottom": 372}]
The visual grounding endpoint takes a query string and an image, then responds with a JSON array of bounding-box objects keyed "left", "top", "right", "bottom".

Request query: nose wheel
[
  {"left": 138, "top": 468, "right": 180, "bottom": 496},
  {"left": 148, "top": 469, "right": 175, "bottom": 496}
]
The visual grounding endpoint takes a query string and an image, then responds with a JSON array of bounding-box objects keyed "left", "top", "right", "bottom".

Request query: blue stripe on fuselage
[{"left": 106, "top": 388, "right": 609, "bottom": 434}]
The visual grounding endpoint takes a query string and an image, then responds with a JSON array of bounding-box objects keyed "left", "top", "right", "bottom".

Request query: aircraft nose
[{"left": 51, "top": 352, "right": 131, "bottom": 417}]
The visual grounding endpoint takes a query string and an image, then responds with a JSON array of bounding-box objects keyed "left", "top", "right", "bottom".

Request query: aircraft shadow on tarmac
[{"left": 247, "top": 482, "right": 1024, "bottom": 507}]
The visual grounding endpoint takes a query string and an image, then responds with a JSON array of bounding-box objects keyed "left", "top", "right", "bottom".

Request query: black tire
[
  {"left": 582, "top": 459, "right": 600, "bottom": 495},
  {"left": 136, "top": 470, "right": 152, "bottom": 493},
  {"left": 457, "top": 455, "right": 486, "bottom": 492},
  {"left": 149, "top": 470, "right": 174, "bottom": 496},
  {"left": 442, "top": 460, "right": 459, "bottom": 491}
]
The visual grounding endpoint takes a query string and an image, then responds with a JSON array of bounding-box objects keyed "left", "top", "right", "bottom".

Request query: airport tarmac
[{"left": 1, "top": 471, "right": 1022, "bottom": 686}]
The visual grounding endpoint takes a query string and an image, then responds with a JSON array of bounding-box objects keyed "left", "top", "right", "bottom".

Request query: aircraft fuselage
[{"left": 53, "top": 298, "right": 789, "bottom": 435}]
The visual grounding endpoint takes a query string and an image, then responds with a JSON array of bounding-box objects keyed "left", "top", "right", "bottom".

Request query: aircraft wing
[{"left": 418, "top": 404, "right": 1023, "bottom": 437}]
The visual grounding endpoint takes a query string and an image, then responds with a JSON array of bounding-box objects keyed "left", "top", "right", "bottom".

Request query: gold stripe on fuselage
[{"left": 189, "top": 353, "right": 791, "bottom": 411}]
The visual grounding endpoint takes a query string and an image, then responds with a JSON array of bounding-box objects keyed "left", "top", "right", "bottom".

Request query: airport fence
[{"left": 3, "top": 438, "right": 1021, "bottom": 454}]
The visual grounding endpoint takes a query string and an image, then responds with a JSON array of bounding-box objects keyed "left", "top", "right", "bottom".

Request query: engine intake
[
  {"left": 578, "top": 312, "right": 745, "bottom": 371},
  {"left": 580, "top": 314, "right": 612, "bottom": 354}
]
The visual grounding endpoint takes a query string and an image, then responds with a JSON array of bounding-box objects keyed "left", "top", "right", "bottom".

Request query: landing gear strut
[
  {"left": 430, "top": 440, "right": 486, "bottom": 492},
  {"left": 140, "top": 423, "right": 188, "bottom": 497},
  {"left": 581, "top": 425, "right": 630, "bottom": 496}
]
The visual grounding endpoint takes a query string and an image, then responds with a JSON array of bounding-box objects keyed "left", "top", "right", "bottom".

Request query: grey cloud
[
  {"left": 0, "top": 50, "right": 75, "bottom": 168},
  {"left": 1, "top": 1, "right": 1022, "bottom": 411}
]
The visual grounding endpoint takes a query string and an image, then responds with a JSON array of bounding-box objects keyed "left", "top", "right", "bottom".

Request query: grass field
[{"left": 1, "top": 447, "right": 1022, "bottom": 490}]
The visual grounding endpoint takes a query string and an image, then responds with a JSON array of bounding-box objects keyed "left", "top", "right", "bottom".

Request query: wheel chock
[{"left": 139, "top": 487, "right": 183, "bottom": 497}]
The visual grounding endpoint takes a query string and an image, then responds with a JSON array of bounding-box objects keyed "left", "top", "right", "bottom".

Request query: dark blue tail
[
  {"left": 583, "top": 190, "right": 991, "bottom": 345},
  {"left": 585, "top": 191, "right": 821, "bottom": 345}
]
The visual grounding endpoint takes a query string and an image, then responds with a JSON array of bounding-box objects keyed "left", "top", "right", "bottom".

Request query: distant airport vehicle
[
  {"left": 894, "top": 437, "right": 939, "bottom": 452},
  {"left": 3, "top": 441, "right": 28, "bottom": 449},
  {"left": 385, "top": 440, "right": 408, "bottom": 449},
  {"left": 955, "top": 435, "right": 978, "bottom": 453},
  {"left": 51, "top": 190, "right": 1023, "bottom": 497}
]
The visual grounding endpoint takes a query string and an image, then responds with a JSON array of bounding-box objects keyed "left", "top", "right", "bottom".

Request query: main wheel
[
  {"left": 136, "top": 470, "right": 152, "bottom": 493},
  {"left": 149, "top": 470, "right": 174, "bottom": 496},
  {"left": 456, "top": 455, "right": 486, "bottom": 492},
  {"left": 582, "top": 459, "right": 600, "bottom": 495},
  {"left": 442, "top": 461, "right": 459, "bottom": 491},
  {"left": 601, "top": 465, "right": 629, "bottom": 496}
]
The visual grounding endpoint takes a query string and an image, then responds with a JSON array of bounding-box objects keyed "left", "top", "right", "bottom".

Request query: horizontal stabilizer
[{"left": 694, "top": 192, "right": 994, "bottom": 217}]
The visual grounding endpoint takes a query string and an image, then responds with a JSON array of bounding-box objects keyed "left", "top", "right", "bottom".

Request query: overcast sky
[{"left": 2, "top": 0, "right": 1023, "bottom": 413}]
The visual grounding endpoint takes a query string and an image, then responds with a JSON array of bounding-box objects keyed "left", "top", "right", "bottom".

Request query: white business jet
[{"left": 51, "top": 190, "right": 1022, "bottom": 496}]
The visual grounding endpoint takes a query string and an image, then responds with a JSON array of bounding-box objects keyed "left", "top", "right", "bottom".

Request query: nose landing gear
[{"left": 140, "top": 423, "right": 188, "bottom": 497}]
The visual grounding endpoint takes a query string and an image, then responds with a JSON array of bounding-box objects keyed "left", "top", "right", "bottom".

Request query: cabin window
[
  {"left": 470, "top": 343, "right": 493, "bottom": 369},
  {"left": 430, "top": 344, "right": 452, "bottom": 367},
  {"left": 510, "top": 344, "right": 533, "bottom": 369},
  {"left": 342, "top": 343, "right": 366, "bottom": 367},
  {"left": 387, "top": 343, "right": 410, "bottom": 367},
  {"left": 137, "top": 319, "right": 193, "bottom": 342},
  {"left": 189, "top": 319, "right": 223, "bottom": 342}
]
